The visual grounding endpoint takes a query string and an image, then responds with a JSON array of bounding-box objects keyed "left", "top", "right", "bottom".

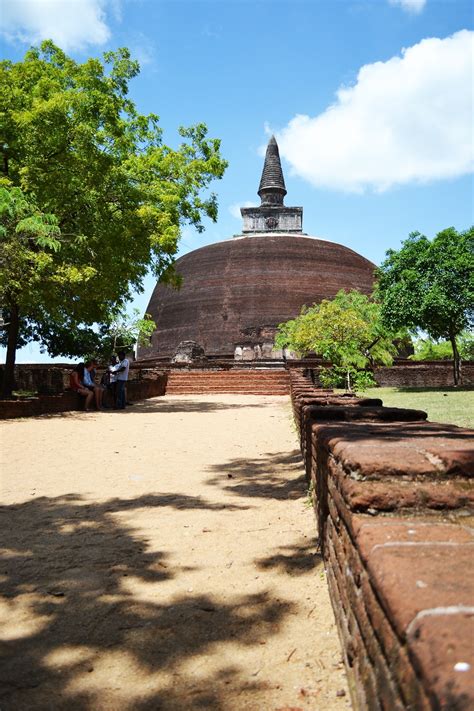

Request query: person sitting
[
  {"left": 84, "top": 359, "right": 104, "bottom": 410},
  {"left": 69, "top": 363, "right": 94, "bottom": 411}
]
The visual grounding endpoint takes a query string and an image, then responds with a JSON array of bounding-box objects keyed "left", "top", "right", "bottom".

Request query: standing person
[
  {"left": 113, "top": 350, "right": 130, "bottom": 409},
  {"left": 100, "top": 355, "right": 118, "bottom": 408},
  {"left": 69, "top": 363, "right": 94, "bottom": 411},
  {"left": 108, "top": 354, "right": 119, "bottom": 406},
  {"left": 84, "top": 360, "right": 103, "bottom": 410}
]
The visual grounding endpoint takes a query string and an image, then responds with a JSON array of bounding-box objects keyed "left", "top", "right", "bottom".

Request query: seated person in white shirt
[{"left": 84, "top": 359, "right": 104, "bottom": 410}]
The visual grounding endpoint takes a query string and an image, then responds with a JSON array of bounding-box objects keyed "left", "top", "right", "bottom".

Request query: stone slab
[{"left": 316, "top": 421, "right": 474, "bottom": 479}]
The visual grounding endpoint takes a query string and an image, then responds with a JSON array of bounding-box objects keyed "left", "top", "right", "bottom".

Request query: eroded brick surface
[
  {"left": 317, "top": 421, "right": 474, "bottom": 479},
  {"left": 408, "top": 613, "right": 474, "bottom": 711},
  {"left": 290, "top": 374, "right": 474, "bottom": 710}
]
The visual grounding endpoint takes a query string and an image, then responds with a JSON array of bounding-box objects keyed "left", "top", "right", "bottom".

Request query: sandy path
[{"left": 1, "top": 394, "right": 349, "bottom": 711}]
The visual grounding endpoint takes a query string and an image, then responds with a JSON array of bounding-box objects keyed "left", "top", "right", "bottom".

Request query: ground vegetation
[{"left": 358, "top": 386, "right": 474, "bottom": 428}]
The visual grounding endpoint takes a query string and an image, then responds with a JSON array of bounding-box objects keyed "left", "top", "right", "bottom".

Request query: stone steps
[
  {"left": 166, "top": 369, "right": 290, "bottom": 395},
  {"left": 167, "top": 390, "right": 288, "bottom": 395}
]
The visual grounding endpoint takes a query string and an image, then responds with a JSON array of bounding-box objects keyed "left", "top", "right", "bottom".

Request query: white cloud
[
  {"left": 1, "top": 0, "right": 116, "bottom": 51},
  {"left": 229, "top": 201, "right": 256, "bottom": 219},
  {"left": 127, "top": 31, "right": 156, "bottom": 68},
  {"left": 276, "top": 30, "right": 473, "bottom": 193},
  {"left": 389, "top": 0, "right": 426, "bottom": 13}
]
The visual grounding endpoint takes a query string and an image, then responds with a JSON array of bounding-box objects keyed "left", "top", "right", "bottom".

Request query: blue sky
[{"left": 1, "top": 0, "right": 473, "bottom": 362}]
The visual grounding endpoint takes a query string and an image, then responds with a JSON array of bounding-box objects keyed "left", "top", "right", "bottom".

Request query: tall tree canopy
[
  {"left": 0, "top": 41, "right": 227, "bottom": 396},
  {"left": 275, "top": 290, "right": 397, "bottom": 391},
  {"left": 376, "top": 227, "right": 474, "bottom": 385}
]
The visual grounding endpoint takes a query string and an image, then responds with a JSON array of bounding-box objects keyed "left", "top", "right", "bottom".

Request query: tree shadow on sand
[
  {"left": 14, "top": 398, "right": 280, "bottom": 421},
  {"left": 206, "top": 450, "right": 307, "bottom": 501},
  {"left": 0, "top": 493, "right": 294, "bottom": 710},
  {"left": 254, "top": 538, "right": 323, "bottom": 576},
  {"left": 115, "top": 397, "right": 279, "bottom": 415}
]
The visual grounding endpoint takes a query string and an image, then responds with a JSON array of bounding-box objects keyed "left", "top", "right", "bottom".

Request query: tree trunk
[
  {"left": 346, "top": 368, "right": 351, "bottom": 392},
  {"left": 449, "top": 331, "right": 461, "bottom": 386},
  {"left": 1, "top": 303, "right": 20, "bottom": 399}
]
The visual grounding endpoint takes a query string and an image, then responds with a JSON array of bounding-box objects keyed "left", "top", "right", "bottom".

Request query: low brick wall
[
  {"left": 374, "top": 360, "right": 474, "bottom": 387},
  {"left": 289, "top": 370, "right": 474, "bottom": 711},
  {"left": 0, "top": 371, "right": 167, "bottom": 419},
  {"left": 287, "top": 358, "right": 474, "bottom": 388}
]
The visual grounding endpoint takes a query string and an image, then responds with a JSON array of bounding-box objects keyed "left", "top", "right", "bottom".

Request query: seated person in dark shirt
[{"left": 69, "top": 363, "right": 94, "bottom": 411}]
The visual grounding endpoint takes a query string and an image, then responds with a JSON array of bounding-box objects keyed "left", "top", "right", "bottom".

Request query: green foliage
[
  {"left": 411, "top": 331, "right": 474, "bottom": 361},
  {"left": 459, "top": 331, "right": 474, "bottom": 360},
  {"left": 107, "top": 308, "right": 156, "bottom": 353},
  {"left": 276, "top": 290, "right": 397, "bottom": 391},
  {"left": 376, "top": 227, "right": 474, "bottom": 383},
  {"left": 0, "top": 184, "right": 65, "bottom": 317},
  {"left": 319, "top": 365, "right": 376, "bottom": 391},
  {"left": 0, "top": 41, "right": 227, "bottom": 362}
]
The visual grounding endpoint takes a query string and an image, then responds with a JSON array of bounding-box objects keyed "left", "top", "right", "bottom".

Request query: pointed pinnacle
[{"left": 258, "top": 135, "right": 287, "bottom": 205}]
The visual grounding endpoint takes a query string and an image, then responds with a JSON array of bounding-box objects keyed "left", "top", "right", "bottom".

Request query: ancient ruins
[{"left": 138, "top": 136, "right": 375, "bottom": 361}]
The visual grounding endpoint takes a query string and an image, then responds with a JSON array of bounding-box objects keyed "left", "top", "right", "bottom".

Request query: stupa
[{"left": 138, "top": 136, "right": 376, "bottom": 361}]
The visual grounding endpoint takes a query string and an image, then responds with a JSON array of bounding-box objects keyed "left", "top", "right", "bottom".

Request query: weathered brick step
[
  {"left": 167, "top": 376, "right": 289, "bottom": 382},
  {"left": 168, "top": 384, "right": 289, "bottom": 390},
  {"left": 168, "top": 377, "right": 289, "bottom": 383},
  {"left": 167, "top": 378, "right": 289, "bottom": 383},
  {"left": 167, "top": 388, "right": 289, "bottom": 394},
  {"left": 167, "top": 375, "right": 289, "bottom": 381},
  {"left": 166, "top": 369, "right": 290, "bottom": 394},
  {"left": 167, "top": 392, "right": 288, "bottom": 396},
  {"left": 169, "top": 389, "right": 290, "bottom": 394},
  {"left": 167, "top": 384, "right": 289, "bottom": 388},
  {"left": 167, "top": 381, "right": 289, "bottom": 386}
]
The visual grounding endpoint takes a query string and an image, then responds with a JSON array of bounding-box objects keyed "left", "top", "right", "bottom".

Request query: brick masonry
[
  {"left": 287, "top": 359, "right": 474, "bottom": 388},
  {"left": 165, "top": 368, "right": 290, "bottom": 395},
  {"left": 374, "top": 360, "right": 474, "bottom": 387},
  {"left": 289, "top": 369, "right": 474, "bottom": 711},
  {"left": 137, "top": 235, "right": 376, "bottom": 359}
]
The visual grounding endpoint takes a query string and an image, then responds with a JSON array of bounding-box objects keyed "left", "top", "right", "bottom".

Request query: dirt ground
[{"left": 1, "top": 394, "right": 350, "bottom": 711}]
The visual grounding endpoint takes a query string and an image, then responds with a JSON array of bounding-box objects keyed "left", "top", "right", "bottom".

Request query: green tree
[
  {"left": 0, "top": 183, "right": 70, "bottom": 396},
  {"left": 275, "top": 290, "right": 397, "bottom": 391},
  {"left": 411, "top": 331, "right": 474, "bottom": 362},
  {"left": 106, "top": 308, "right": 156, "bottom": 354},
  {"left": 376, "top": 228, "right": 474, "bottom": 385},
  {"left": 0, "top": 41, "right": 227, "bottom": 396}
]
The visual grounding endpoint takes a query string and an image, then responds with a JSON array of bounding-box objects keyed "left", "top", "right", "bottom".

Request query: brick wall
[
  {"left": 374, "top": 360, "right": 474, "bottom": 387},
  {"left": 287, "top": 359, "right": 474, "bottom": 388},
  {"left": 289, "top": 370, "right": 474, "bottom": 711}
]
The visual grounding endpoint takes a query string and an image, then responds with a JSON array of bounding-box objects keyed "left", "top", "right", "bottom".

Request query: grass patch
[{"left": 359, "top": 387, "right": 474, "bottom": 428}]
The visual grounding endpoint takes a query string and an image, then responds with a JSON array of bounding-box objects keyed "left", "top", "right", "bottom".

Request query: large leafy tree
[
  {"left": 276, "top": 290, "right": 397, "bottom": 391},
  {"left": 0, "top": 184, "right": 67, "bottom": 396},
  {"left": 376, "top": 228, "right": 474, "bottom": 385},
  {"left": 0, "top": 41, "right": 227, "bottom": 396}
]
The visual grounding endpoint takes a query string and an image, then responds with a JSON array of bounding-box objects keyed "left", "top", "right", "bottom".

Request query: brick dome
[{"left": 137, "top": 233, "right": 376, "bottom": 359}]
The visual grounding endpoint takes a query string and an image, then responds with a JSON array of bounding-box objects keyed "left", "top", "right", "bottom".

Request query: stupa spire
[
  {"left": 258, "top": 135, "right": 287, "bottom": 206},
  {"left": 239, "top": 133, "right": 302, "bottom": 235}
]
